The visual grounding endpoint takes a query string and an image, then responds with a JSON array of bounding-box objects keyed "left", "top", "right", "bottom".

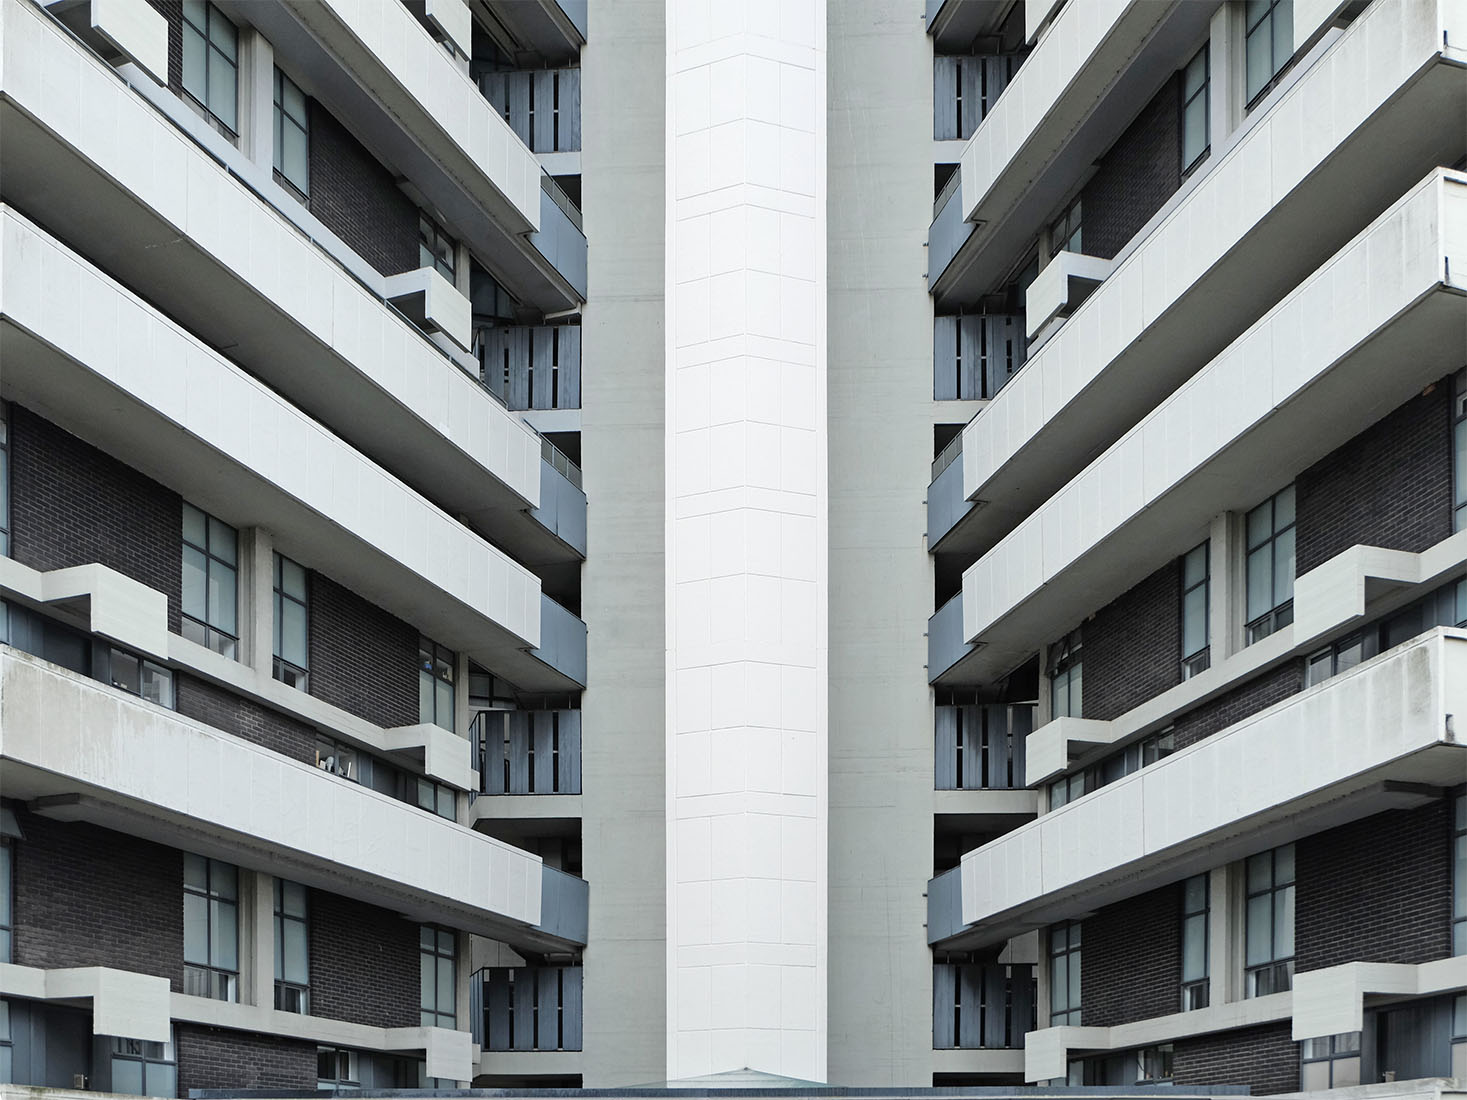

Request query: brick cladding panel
[
  {"left": 308, "top": 889, "right": 420, "bottom": 1028},
  {"left": 10, "top": 812, "right": 184, "bottom": 991},
  {"left": 1173, "top": 1023, "right": 1299, "bottom": 1095},
  {"left": 1082, "top": 560, "right": 1181, "bottom": 722},
  {"left": 1295, "top": 381, "right": 1453, "bottom": 574},
  {"left": 1081, "top": 74, "right": 1181, "bottom": 261},
  {"left": 8, "top": 406, "right": 182, "bottom": 632},
  {"left": 1081, "top": 883, "right": 1181, "bottom": 1027},
  {"left": 308, "top": 574, "right": 419, "bottom": 729},
  {"left": 1296, "top": 800, "right": 1452, "bottom": 972},
  {"left": 307, "top": 102, "right": 419, "bottom": 277},
  {"left": 175, "top": 674, "right": 318, "bottom": 765},
  {"left": 1169, "top": 660, "right": 1303, "bottom": 751},
  {"left": 176, "top": 1026, "right": 316, "bottom": 1095}
]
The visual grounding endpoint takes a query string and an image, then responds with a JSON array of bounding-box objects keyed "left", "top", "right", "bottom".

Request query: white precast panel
[{"left": 665, "top": 0, "right": 828, "bottom": 1081}]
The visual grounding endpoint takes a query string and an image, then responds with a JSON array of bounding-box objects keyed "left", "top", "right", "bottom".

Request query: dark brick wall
[
  {"left": 1170, "top": 660, "right": 1304, "bottom": 750},
  {"left": 8, "top": 406, "right": 182, "bottom": 632},
  {"left": 1296, "top": 800, "right": 1453, "bottom": 972},
  {"left": 1081, "top": 560, "right": 1181, "bottom": 722},
  {"left": 11, "top": 813, "right": 184, "bottom": 991},
  {"left": 308, "top": 889, "right": 421, "bottom": 1028},
  {"left": 175, "top": 674, "right": 318, "bottom": 765},
  {"left": 1081, "top": 75, "right": 1181, "bottom": 260},
  {"left": 176, "top": 1027, "right": 316, "bottom": 1095},
  {"left": 1173, "top": 1023, "right": 1299, "bottom": 1095},
  {"left": 1296, "top": 382, "right": 1453, "bottom": 575},
  {"left": 307, "top": 103, "right": 419, "bottom": 277},
  {"left": 308, "top": 574, "right": 419, "bottom": 730},
  {"left": 1081, "top": 883, "right": 1181, "bottom": 1027}
]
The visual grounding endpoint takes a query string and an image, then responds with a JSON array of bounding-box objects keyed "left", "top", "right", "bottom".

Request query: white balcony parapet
[
  {"left": 0, "top": 0, "right": 543, "bottom": 512},
  {"left": 1023, "top": 251, "right": 1113, "bottom": 344},
  {"left": 384, "top": 722, "right": 479, "bottom": 792},
  {"left": 0, "top": 557, "right": 168, "bottom": 661},
  {"left": 42, "top": 0, "right": 166, "bottom": 84},
  {"left": 1293, "top": 957, "right": 1467, "bottom": 1040},
  {"left": 420, "top": 0, "right": 471, "bottom": 57},
  {"left": 962, "top": 170, "right": 1467, "bottom": 674},
  {"left": 959, "top": 629, "right": 1467, "bottom": 943},
  {"left": 0, "top": 647, "right": 544, "bottom": 937},
  {"left": 958, "top": 0, "right": 1467, "bottom": 552},
  {"left": 383, "top": 266, "right": 474, "bottom": 354},
  {"left": 0, "top": 963, "right": 171, "bottom": 1043},
  {"left": 0, "top": 207, "right": 544, "bottom": 664}
]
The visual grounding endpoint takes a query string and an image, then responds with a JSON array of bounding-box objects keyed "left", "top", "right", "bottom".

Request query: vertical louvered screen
[{"left": 559, "top": 709, "right": 582, "bottom": 793}]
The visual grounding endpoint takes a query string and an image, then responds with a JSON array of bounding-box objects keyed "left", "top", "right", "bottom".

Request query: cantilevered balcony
[
  {"left": 938, "top": 0, "right": 1467, "bottom": 562},
  {"left": 957, "top": 170, "right": 1467, "bottom": 684},
  {"left": 935, "top": 628, "right": 1467, "bottom": 950},
  {"left": 475, "top": 709, "right": 583, "bottom": 796}
]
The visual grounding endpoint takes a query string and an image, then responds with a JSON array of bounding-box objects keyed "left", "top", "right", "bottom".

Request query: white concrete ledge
[
  {"left": 1293, "top": 956, "right": 1467, "bottom": 1040},
  {"left": 0, "top": 647, "right": 545, "bottom": 938},
  {"left": 383, "top": 266, "right": 474, "bottom": 354},
  {"left": 43, "top": 0, "right": 167, "bottom": 84},
  {"left": 0, "top": 557, "right": 168, "bottom": 661},
  {"left": 385, "top": 722, "right": 479, "bottom": 792},
  {"left": 931, "top": 1048, "right": 1026, "bottom": 1075},
  {"left": 475, "top": 1049, "right": 583, "bottom": 1076},
  {"left": 1024, "top": 251, "right": 1113, "bottom": 344},
  {"left": 0, "top": 962, "right": 171, "bottom": 1043}
]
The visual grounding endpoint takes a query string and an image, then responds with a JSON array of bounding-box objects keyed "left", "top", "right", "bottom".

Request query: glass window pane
[
  {"left": 284, "top": 880, "right": 307, "bottom": 917},
  {"left": 420, "top": 954, "right": 436, "bottom": 1009},
  {"left": 437, "top": 955, "right": 454, "bottom": 1009},
  {"left": 1300, "top": 1061, "right": 1328, "bottom": 1092},
  {"left": 183, "top": 547, "right": 208, "bottom": 619},
  {"left": 419, "top": 671, "right": 435, "bottom": 724},
  {"left": 1273, "top": 525, "right": 1295, "bottom": 605},
  {"left": 438, "top": 928, "right": 454, "bottom": 954},
  {"left": 209, "top": 517, "right": 237, "bottom": 565},
  {"left": 1275, "top": 884, "right": 1295, "bottom": 958},
  {"left": 284, "top": 127, "right": 309, "bottom": 192},
  {"left": 1182, "top": 915, "right": 1206, "bottom": 981},
  {"left": 182, "top": 24, "right": 206, "bottom": 101},
  {"left": 1183, "top": 544, "right": 1206, "bottom": 588},
  {"left": 1246, "top": 547, "right": 1271, "bottom": 621},
  {"left": 183, "top": 892, "right": 209, "bottom": 964},
  {"left": 210, "top": 900, "right": 238, "bottom": 970},
  {"left": 1051, "top": 955, "right": 1068, "bottom": 1008},
  {"left": 284, "top": 920, "right": 308, "bottom": 983},
  {"left": 1070, "top": 665, "right": 1081, "bottom": 716},
  {"left": 184, "top": 852, "right": 208, "bottom": 889},
  {"left": 112, "top": 650, "right": 141, "bottom": 694},
  {"left": 1246, "top": 500, "right": 1272, "bottom": 548},
  {"left": 1333, "top": 1057, "right": 1361, "bottom": 1089},
  {"left": 210, "top": 564, "right": 237, "bottom": 634},
  {"left": 281, "top": 599, "right": 307, "bottom": 667},
  {"left": 1246, "top": 894, "right": 1272, "bottom": 965},
  {"left": 1184, "top": 875, "right": 1207, "bottom": 913},
  {"left": 1276, "top": 843, "right": 1295, "bottom": 883},
  {"left": 210, "top": 10, "right": 238, "bottom": 62},
  {"left": 1246, "top": 25, "right": 1271, "bottom": 101},
  {"left": 282, "top": 558, "right": 307, "bottom": 598},
  {"left": 1068, "top": 948, "right": 1081, "bottom": 1006},
  {"left": 1182, "top": 587, "right": 1208, "bottom": 656},
  {"left": 283, "top": 77, "right": 306, "bottom": 121},
  {"left": 1454, "top": 834, "right": 1466, "bottom": 918},
  {"left": 113, "top": 1056, "right": 144, "bottom": 1096},
  {"left": 435, "top": 678, "right": 454, "bottom": 730},
  {"left": 151, "top": 1062, "right": 177, "bottom": 1099},
  {"left": 1183, "top": 100, "right": 1207, "bottom": 166},
  {"left": 1272, "top": 1, "right": 1292, "bottom": 76},
  {"left": 209, "top": 52, "right": 237, "bottom": 130},
  {"left": 1275, "top": 484, "right": 1296, "bottom": 528}
]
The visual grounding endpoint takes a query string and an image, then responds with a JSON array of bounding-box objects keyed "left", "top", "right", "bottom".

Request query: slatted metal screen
[
  {"left": 933, "top": 55, "right": 1018, "bottom": 140},
  {"left": 476, "top": 710, "right": 583, "bottom": 794},
  {"left": 477, "top": 324, "right": 582, "bottom": 410},
  {"left": 478, "top": 69, "right": 582, "bottom": 152},
  {"left": 932, "top": 962, "right": 1035, "bottom": 1049},
  {"left": 934, "top": 704, "right": 1032, "bottom": 790},
  {"left": 479, "top": 966, "right": 584, "bottom": 1051},
  {"left": 933, "top": 314, "right": 1027, "bottom": 400}
]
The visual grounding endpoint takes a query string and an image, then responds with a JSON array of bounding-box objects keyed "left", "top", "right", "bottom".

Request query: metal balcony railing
[
  {"left": 933, "top": 961, "right": 1035, "bottom": 1049},
  {"left": 477, "top": 323, "right": 582, "bottom": 410},
  {"left": 934, "top": 55, "right": 1020, "bottom": 141},
  {"left": 473, "top": 709, "right": 582, "bottom": 795},
  {"left": 935, "top": 703, "right": 1032, "bottom": 790},
  {"left": 934, "top": 314, "right": 1027, "bottom": 400},
  {"left": 472, "top": 964, "right": 584, "bottom": 1051},
  {"left": 477, "top": 68, "right": 582, "bottom": 153}
]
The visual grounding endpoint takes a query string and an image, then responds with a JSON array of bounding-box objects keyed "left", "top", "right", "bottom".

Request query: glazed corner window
[
  {"left": 182, "top": 503, "right": 238, "bottom": 659},
  {"left": 182, "top": 0, "right": 239, "bottom": 135},
  {"left": 183, "top": 854, "right": 239, "bottom": 1002},
  {"left": 1452, "top": 368, "right": 1466, "bottom": 533},
  {"left": 1244, "top": 0, "right": 1293, "bottom": 106},
  {"left": 1300, "top": 1032, "right": 1361, "bottom": 1090},
  {"left": 110, "top": 1033, "right": 177, "bottom": 1098},
  {"left": 1180, "top": 541, "right": 1210, "bottom": 678},
  {"left": 1453, "top": 792, "right": 1465, "bottom": 956},
  {"left": 1180, "top": 44, "right": 1209, "bottom": 175},
  {"left": 273, "top": 553, "right": 309, "bottom": 691},
  {"left": 419, "top": 213, "right": 456, "bottom": 281},
  {"left": 1244, "top": 842, "right": 1295, "bottom": 997},
  {"left": 420, "top": 925, "right": 457, "bottom": 1029},
  {"left": 419, "top": 636, "right": 455, "bottom": 731},
  {"left": 273, "top": 68, "right": 310, "bottom": 197},
  {"left": 107, "top": 646, "right": 175, "bottom": 708},
  {"left": 1050, "top": 196, "right": 1082, "bottom": 257},
  {"left": 1048, "top": 628, "right": 1082, "bottom": 720},
  {"left": 1180, "top": 874, "right": 1209, "bottom": 1011},
  {"left": 274, "top": 879, "right": 310, "bottom": 1014},
  {"left": 1049, "top": 920, "right": 1082, "bottom": 1025},
  {"left": 1245, "top": 484, "right": 1295, "bottom": 644}
]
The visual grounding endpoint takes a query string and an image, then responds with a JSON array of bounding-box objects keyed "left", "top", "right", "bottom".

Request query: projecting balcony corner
[
  {"left": 927, "top": 865, "right": 966, "bottom": 945},
  {"left": 529, "top": 179, "right": 589, "bottom": 301},
  {"left": 383, "top": 266, "right": 474, "bottom": 353},
  {"left": 416, "top": 0, "right": 472, "bottom": 57},
  {"left": 43, "top": 0, "right": 166, "bottom": 84},
  {"left": 534, "top": 864, "right": 589, "bottom": 946},
  {"left": 529, "top": 594, "right": 587, "bottom": 688},
  {"left": 383, "top": 722, "right": 479, "bottom": 792},
  {"left": 0, "top": 557, "right": 169, "bottom": 661},
  {"left": 928, "top": 436, "right": 972, "bottom": 549},
  {"left": 0, "top": 963, "right": 171, "bottom": 1044},
  {"left": 1024, "top": 251, "right": 1113, "bottom": 346},
  {"left": 1292, "top": 957, "right": 1467, "bottom": 1041},
  {"left": 928, "top": 592, "right": 977, "bottom": 684},
  {"left": 928, "top": 170, "right": 975, "bottom": 288},
  {"left": 1025, "top": 716, "right": 1114, "bottom": 787},
  {"left": 531, "top": 447, "right": 588, "bottom": 557}
]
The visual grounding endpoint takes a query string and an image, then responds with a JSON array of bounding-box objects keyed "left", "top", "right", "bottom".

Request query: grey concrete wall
[
  {"left": 579, "top": 0, "right": 668, "bottom": 1084},
  {"left": 826, "top": 0, "right": 936, "bottom": 1084}
]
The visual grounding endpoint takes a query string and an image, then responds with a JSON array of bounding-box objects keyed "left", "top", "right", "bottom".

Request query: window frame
[
  {"left": 183, "top": 853, "right": 239, "bottom": 1002},
  {"left": 1049, "top": 920, "right": 1082, "bottom": 1026},
  {"left": 1453, "top": 792, "right": 1465, "bottom": 957},
  {"left": 1299, "top": 1031, "right": 1361, "bottom": 1090},
  {"left": 1179, "top": 43, "right": 1210, "bottom": 175},
  {"left": 105, "top": 645, "right": 175, "bottom": 709},
  {"left": 419, "top": 636, "right": 456, "bottom": 731},
  {"left": 1049, "top": 196, "right": 1082, "bottom": 258},
  {"left": 181, "top": 502, "right": 239, "bottom": 659},
  {"left": 317, "top": 1047, "right": 360, "bottom": 1089},
  {"left": 1452, "top": 368, "right": 1466, "bottom": 533},
  {"left": 1180, "top": 874, "right": 1209, "bottom": 1011},
  {"left": 1244, "top": 843, "right": 1295, "bottom": 997},
  {"left": 1244, "top": 0, "right": 1294, "bottom": 108},
  {"left": 0, "top": 402, "right": 9, "bottom": 559},
  {"left": 273, "top": 553, "right": 309, "bottom": 691},
  {"left": 274, "top": 878, "right": 310, "bottom": 1014},
  {"left": 419, "top": 924, "right": 457, "bottom": 1029},
  {"left": 1048, "top": 628, "right": 1082, "bottom": 720},
  {"left": 418, "top": 213, "right": 457, "bottom": 281},
  {"left": 1180, "top": 540, "right": 1211, "bottom": 678},
  {"left": 1244, "top": 485, "right": 1296, "bottom": 644},
  {"left": 273, "top": 67, "right": 310, "bottom": 197},
  {"left": 181, "top": 0, "right": 239, "bottom": 135},
  {"left": 110, "top": 1032, "right": 178, "bottom": 1097},
  {"left": 0, "top": 838, "right": 12, "bottom": 965}
]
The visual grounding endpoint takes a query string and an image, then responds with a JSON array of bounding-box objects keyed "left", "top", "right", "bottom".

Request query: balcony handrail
[
  {"left": 932, "top": 432, "right": 964, "bottom": 481},
  {"left": 542, "top": 438, "right": 583, "bottom": 489},
  {"left": 934, "top": 166, "right": 963, "bottom": 220},
  {"left": 541, "top": 172, "right": 584, "bottom": 232}
]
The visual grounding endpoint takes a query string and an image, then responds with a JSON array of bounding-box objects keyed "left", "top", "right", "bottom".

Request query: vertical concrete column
[
  {"left": 1209, "top": 863, "right": 1238, "bottom": 1005},
  {"left": 240, "top": 527, "right": 275, "bottom": 677},
  {"left": 664, "top": 0, "right": 828, "bottom": 1080},
  {"left": 1209, "top": 3, "right": 1240, "bottom": 146},
  {"left": 239, "top": 28, "right": 275, "bottom": 173},
  {"left": 455, "top": 928, "right": 474, "bottom": 1062},
  {"left": 244, "top": 869, "right": 273, "bottom": 1009},
  {"left": 1208, "top": 512, "right": 1234, "bottom": 664}
]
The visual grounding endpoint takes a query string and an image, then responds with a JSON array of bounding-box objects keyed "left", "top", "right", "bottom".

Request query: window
[
  {"left": 274, "top": 879, "right": 309, "bottom": 1014},
  {"left": 0, "top": 403, "right": 9, "bottom": 557},
  {"left": 182, "top": 0, "right": 238, "bottom": 134},
  {"left": 1300, "top": 1032, "right": 1361, "bottom": 1090},
  {"left": 1049, "top": 729, "right": 1174, "bottom": 810},
  {"left": 183, "top": 854, "right": 238, "bottom": 1001},
  {"left": 419, "top": 213, "right": 456, "bottom": 281},
  {"left": 273, "top": 68, "right": 309, "bottom": 196},
  {"left": 1048, "top": 628, "right": 1082, "bottom": 720},
  {"left": 110, "top": 1034, "right": 177, "bottom": 1097},
  {"left": 1453, "top": 368, "right": 1465, "bottom": 532},
  {"left": 1454, "top": 792, "right": 1465, "bottom": 956},
  {"left": 1453, "top": 994, "right": 1467, "bottom": 1079},
  {"left": 414, "top": 776, "right": 456, "bottom": 820},
  {"left": 1050, "top": 197, "right": 1081, "bottom": 257},
  {"left": 1245, "top": 843, "right": 1294, "bottom": 997},
  {"left": 107, "top": 647, "right": 174, "bottom": 708},
  {"left": 1049, "top": 769, "right": 1090, "bottom": 810},
  {"left": 314, "top": 734, "right": 456, "bottom": 821},
  {"left": 273, "top": 553, "right": 309, "bottom": 690},
  {"left": 1305, "top": 630, "right": 1371, "bottom": 688},
  {"left": 1245, "top": 485, "right": 1295, "bottom": 643},
  {"left": 1049, "top": 920, "right": 1082, "bottom": 1025},
  {"left": 419, "top": 636, "right": 455, "bottom": 731},
  {"left": 0, "top": 1000, "right": 10, "bottom": 1082},
  {"left": 420, "top": 925, "right": 456, "bottom": 1029},
  {"left": 317, "top": 1047, "right": 359, "bottom": 1089},
  {"left": 1180, "top": 44, "right": 1209, "bottom": 173},
  {"left": 1180, "top": 541, "right": 1210, "bottom": 678},
  {"left": 1245, "top": 0, "right": 1293, "bottom": 106},
  {"left": 182, "top": 503, "right": 238, "bottom": 658},
  {"left": 0, "top": 838, "right": 11, "bottom": 964},
  {"left": 1180, "top": 874, "right": 1209, "bottom": 1010}
]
